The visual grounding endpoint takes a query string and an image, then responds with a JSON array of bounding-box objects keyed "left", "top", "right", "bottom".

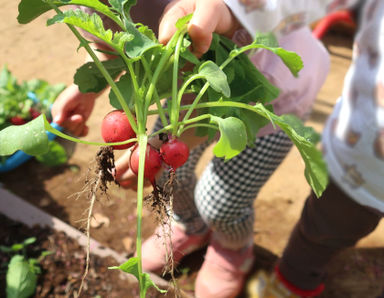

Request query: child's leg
[
  {"left": 141, "top": 118, "right": 212, "bottom": 273},
  {"left": 194, "top": 131, "right": 293, "bottom": 298},
  {"left": 278, "top": 181, "right": 381, "bottom": 292},
  {"left": 195, "top": 130, "right": 293, "bottom": 249},
  {"left": 153, "top": 116, "right": 212, "bottom": 235}
]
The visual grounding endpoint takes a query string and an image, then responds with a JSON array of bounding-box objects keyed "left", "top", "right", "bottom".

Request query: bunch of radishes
[{"left": 101, "top": 110, "right": 189, "bottom": 184}]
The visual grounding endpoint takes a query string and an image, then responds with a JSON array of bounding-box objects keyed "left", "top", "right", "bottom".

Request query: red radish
[
  {"left": 160, "top": 137, "right": 189, "bottom": 169},
  {"left": 130, "top": 144, "right": 162, "bottom": 184},
  {"left": 10, "top": 116, "right": 26, "bottom": 125},
  {"left": 101, "top": 110, "right": 136, "bottom": 150},
  {"left": 29, "top": 107, "right": 41, "bottom": 119}
]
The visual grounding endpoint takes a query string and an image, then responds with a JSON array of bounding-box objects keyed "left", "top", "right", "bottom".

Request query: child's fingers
[
  {"left": 115, "top": 150, "right": 132, "bottom": 178},
  {"left": 187, "top": 0, "right": 222, "bottom": 55},
  {"left": 159, "top": 1, "right": 189, "bottom": 45}
]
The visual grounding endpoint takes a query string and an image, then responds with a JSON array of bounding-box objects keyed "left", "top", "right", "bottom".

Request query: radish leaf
[
  {"left": 199, "top": 61, "right": 230, "bottom": 97},
  {"left": 231, "top": 42, "right": 303, "bottom": 77},
  {"left": 36, "top": 141, "right": 68, "bottom": 166},
  {"left": 109, "top": 257, "right": 166, "bottom": 295},
  {"left": 0, "top": 115, "right": 48, "bottom": 156},
  {"left": 74, "top": 58, "right": 125, "bottom": 93},
  {"left": 6, "top": 255, "right": 37, "bottom": 298},
  {"left": 18, "top": 0, "right": 121, "bottom": 26},
  {"left": 249, "top": 103, "right": 328, "bottom": 197},
  {"left": 109, "top": 73, "right": 134, "bottom": 110},
  {"left": 47, "top": 9, "right": 132, "bottom": 52},
  {"left": 124, "top": 22, "right": 159, "bottom": 58},
  {"left": 210, "top": 115, "right": 247, "bottom": 160}
]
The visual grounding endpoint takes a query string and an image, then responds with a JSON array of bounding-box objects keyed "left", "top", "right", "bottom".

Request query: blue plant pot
[{"left": 0, "top": 93, "right": 63, "bottom": 173}]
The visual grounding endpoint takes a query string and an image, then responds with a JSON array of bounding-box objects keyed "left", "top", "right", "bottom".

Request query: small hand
[
  {"left": 51, "top": 83, "right": 98, "bottom": 137},
  {"left": 114, "top": 150, "right": 140, "bottom": 190},
  {"left": 159, "top": 0, "right": 240, "bottom": 56}
]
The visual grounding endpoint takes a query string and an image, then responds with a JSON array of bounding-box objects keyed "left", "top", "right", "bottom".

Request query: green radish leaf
[
  {"left": 231, "top": 41, "right": 303, "bottom": 77},
  {"left": 109, "top": 0, "right": 137, "bottom": 17},
  {"left": 210, "top": 115, "right": 247, "bottom": 160},
  {"left": 0, "top": 238, "right": 36, "bottom": 253},
  {"left": 250, "top": 103, "right": 328, "bottom": 197},
  {"left": 18, "top": 0, "right": 122, "bottom": 26},
  {"left": 237, "top": 108, "right": 271, "bottom": 146},
  {"left": 253, "top": 32, "right": 279, "bottom": 47},
  {"left": 74, "top": 58, "right": 125, "bottom": 93},
  {"left": 17, "top": 0, "right": 53, "bottom": 24},
  {"left": 47, "top": 9, "right": 132, "bottom": 52},
  {"left": 175, "top": 14, "right": 192, "bottom": 29},
  {"left": 11, "top": 244, "right": 24, "bottom": 252},
  {"left": 6, "top": 255, "right": 38, "bottom": 298},
  {"left": 199, "top": 61, "right": 230, "bottom": 97},
  {"left": 109, "top": 257, "right": 167, "bottom": 295},
  {"left": 0, "top": 115, "right": 49, "bottom": 156},
  {"left": 280, "top": 114, "right": 321, "bottom": 144},
  {"left": 180, "top": 38, "right": 200, "bottom": 65},
  {"left": 109, "top": 73, "right": 134, "bottom": 110},
  {"left": 201, "top": 34, "right": 280, "bottom": 105},
  {"left": 23, "top": 237, "right": 37, "bottom": 246},
  {"left": 137, "top": 22, "right": 157, "bottom": 42},
  {"left": 124, "top": 22, "right": 160, "bottom": 58},
  {"left": 36, "top": 140, "right": 68, "bottom": 166}
]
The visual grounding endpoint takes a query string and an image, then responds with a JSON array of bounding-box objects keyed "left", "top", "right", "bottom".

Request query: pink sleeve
[{"left": 224, "top": 0, "right": 360, "bottom": 37}]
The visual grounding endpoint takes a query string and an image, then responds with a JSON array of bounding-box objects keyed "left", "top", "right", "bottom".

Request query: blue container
[{"left": 0, "top": 93, "right": 63, "bottom": 173}]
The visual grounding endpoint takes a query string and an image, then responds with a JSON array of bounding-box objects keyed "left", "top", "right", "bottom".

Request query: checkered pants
[{"left": 155, "top": 120, "right": 293, "bottom": 247}]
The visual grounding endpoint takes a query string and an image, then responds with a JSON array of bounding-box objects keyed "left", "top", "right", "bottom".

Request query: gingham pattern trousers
[{"left": 155, "top": 120, "right": 293, "bottom": 247}]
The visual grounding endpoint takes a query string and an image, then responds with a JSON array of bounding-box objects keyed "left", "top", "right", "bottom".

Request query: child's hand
[
  {"left": 159, "top": 0, "right": 240, "bottom": 56},
  {"left": 51, "top": 83, "right": 98, "bottom": 137},
  {"left": 114, "top": 149, "right": 154, "bottom": 190}
]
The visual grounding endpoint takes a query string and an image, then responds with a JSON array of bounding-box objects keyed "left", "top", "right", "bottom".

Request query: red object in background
[
  {"left": 313, "top": 10, "right": 356, "bottom": 40},
  {"left": 10, "top": 116, "right": 27, "bottom": 125},
  {"left": 29, "top": 108, "right": 41, "bottom": 119}
]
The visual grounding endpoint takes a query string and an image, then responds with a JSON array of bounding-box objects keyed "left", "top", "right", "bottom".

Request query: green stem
[
  {"left": 148, "top": 124, "right": 174, "bottom": 139},
  {"left": 180, "top": 51, "right": 240, "bottom": 127},
  {"left": 49, "top": 5, "right": 138, "bottom": 133},
  {"left": 143, "top": 28, "right": 184, "bottom": 118},
  {"left": 170, "top": 32, "right": 185, "bottom": 136},
  {"left": 177, "top": 75, "right": 204, "bottom": 106},
  {"left": 143, "top": 49, "right": 172, "bottom": 120},
  {"left": 136, "top": 133, "right": 148, "bottom": 298},
  {"left": 181, "top": 82, "right": 210, "bottom": 123},
  {"left": 46, "top": 119, "right": 137, "bottom": 146},
  {"left": 122, "top": 55, "right": 140, "bottom": 97},
  {"left": 178, "top": 123, "right": 218, "bottom": 135},
  {"left": 141, "top": 58, "right": 168, "bottom": 127},
  {"left": 148, "top": 101, "right": 268, "bottom": 115},
  {"left": 181, "top": 114, "right": 211, "bottom": 126}
]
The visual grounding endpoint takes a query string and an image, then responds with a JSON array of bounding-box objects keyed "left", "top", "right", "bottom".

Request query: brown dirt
[{"left": 1, "top": 2, "right": 384, "bottom": 297}]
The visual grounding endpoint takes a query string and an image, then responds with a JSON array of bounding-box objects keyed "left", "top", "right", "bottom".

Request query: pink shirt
[{"left": 227, "top": 0, "right": 384, "bottom": 211}]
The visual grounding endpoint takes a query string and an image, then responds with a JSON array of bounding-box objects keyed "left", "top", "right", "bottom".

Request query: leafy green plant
[
  {"left": 0, "top": 65, "right": 67, "bottom": 167},
  {"left": 0, "top": 237, "right": 51, "bottom": 298},
  {"left": 0, "top": 0, "right": 329, "bottom": 296}
]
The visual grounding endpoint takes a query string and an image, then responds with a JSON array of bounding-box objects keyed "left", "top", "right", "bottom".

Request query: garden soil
[{"left": 1, "top": 2, "right": 384, "bottom": 297}]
